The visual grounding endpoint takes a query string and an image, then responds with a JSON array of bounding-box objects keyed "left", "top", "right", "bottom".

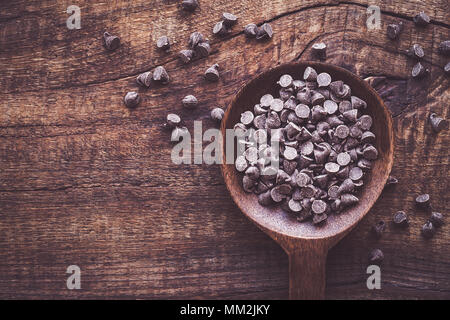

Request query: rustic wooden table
[{"left": 0, "top": 0, "right": 448, "bottom": 299}]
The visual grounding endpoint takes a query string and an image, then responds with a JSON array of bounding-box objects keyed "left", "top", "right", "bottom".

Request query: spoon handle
[{"left": 288, "top": 245, "right": 328, "bottom": 300}]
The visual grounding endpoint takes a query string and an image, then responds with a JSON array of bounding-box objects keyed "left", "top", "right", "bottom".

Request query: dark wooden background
[{"left": 0, "top": 0, "right": 448, "bottom": 299}]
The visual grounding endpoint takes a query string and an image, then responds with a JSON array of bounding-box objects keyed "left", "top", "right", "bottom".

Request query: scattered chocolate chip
[
  {"left": 372, "top": 221, "right": 386, "bottom": 239},
  {"left": 103, "top": 31, "right": 120, "bottom": 51},
  {"left": 415, "top": 193, "right": 431, "bottom": 210},
  {"left": 213, "top": 21, "right": 228, "bottom": 36},
  {"left": 256, "top": 23, "right": 273, "bottom": 40},
  {"left": 156, "top": 36, "right": 170, "bottom": 51},
  {"left": 278, "top": 74, "right": 293, "bottom": 88},
  {"left": 429, "top": 212, "right": 444, "bottom": 227},
  {"left": 211, "top": 107, "right": 224, "bottom": 122},
  {"left": 406, "top": 44, "right": 424, "bottom": 60},
  {"left": 386, "top": 22, "right": 402, "bottom": 40},
  {"left": 317, "top": 72, "right": 332, "bottom": 87},
  {"left": 166, "top": 113, "right": 181, "bottom": 128},
  {"left": 421, "top": 221, "right": 435, "bottom": 238},
  {"left": 429, "top": 113, "right": 448, "bottom": 133},
  {"left": 368, "top": 249, "right": 384, "bottom": 264},
  {"left": 303, "top": 67, "right": 317, "bottom": 81},
  {"left": 438, "top": 40, "right": 450, "bottom": 56},
  {"left": 179, "top": 49, "right": 195, "bottom": 64},
  {"left": 188, "top": 31, "right": 204, "bottom": 48},
  {"left": 205, "top": 64, "right": 220, "bottom": 82},
  {"left": 312, "top": 42, "right": 326, "bottom": 59},
  {"left": 171, "top": 126, "right": 189, "bottom": 141},
  {"left": 181, "top": 0, "right": 199, "bottom": 12},
  {"left": 385, "top": 175, "right": 399, "bottom": 187},
  {"left": 244, "top": 23, "right": 258, "bottom": 38},
  {"left": 136, "top": 71, "right": 153, "bottom": 88},
  {"left": 445, "top": 62, "right": 450, "bottom": 75},
  {"left": 123, "top": 92, "right": 140, "bottom": 108},
  {"left": 413, "top": 11, "right": 430, "bottom": 26},
  {"left": 240, "top": 111, "right": 254, "bottom": 125},
  {"left": 182, "top": 95, "right": 198, "bottom": 108},
  {"left": 222, "top": 12, "right": 238, "bottom": 28},
  {"left": 153, "top": 66, "right": 170, "bottom": 84},
  {"left": 195, "top": 41, "right": 211, "bottom": 57},
  {"left": 412, "top": 62, "right": 429, "bottom": 79},
  {"left": 393, "top": 211, "right": 409, "bottom": 227}
]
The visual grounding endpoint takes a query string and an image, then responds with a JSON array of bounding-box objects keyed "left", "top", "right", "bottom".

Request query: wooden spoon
[{"left": 220, "top": 62, "right": 394, "bottom": 299}]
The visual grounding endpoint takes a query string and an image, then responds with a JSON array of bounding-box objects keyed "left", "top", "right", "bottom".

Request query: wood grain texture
[{"left": 0, "top": 0, "right": 449, "bottom": 299}]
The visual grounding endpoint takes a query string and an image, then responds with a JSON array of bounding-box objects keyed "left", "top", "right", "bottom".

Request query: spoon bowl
[{"left": 220, "top": 62, "right": 394, "bottom": 299}]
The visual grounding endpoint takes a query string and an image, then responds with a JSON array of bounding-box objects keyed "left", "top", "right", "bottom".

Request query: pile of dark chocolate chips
[{"left": 234, "top": 66, "right": 378, "bottom": 225}]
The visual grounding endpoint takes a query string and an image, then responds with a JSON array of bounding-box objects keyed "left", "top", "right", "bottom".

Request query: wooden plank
[{"left": 0, "top": 1, "right": 449, "bottom": 299}]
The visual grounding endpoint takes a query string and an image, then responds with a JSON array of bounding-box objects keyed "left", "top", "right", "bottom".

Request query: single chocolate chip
[
  {"left": 313, "top": 213, "right": 327, "bottom": 224},
  {"left": 278, "top": 74, "right": 293, "bottom": 88},
  {"left": 358, "top": 114, "right": 373, "bottom": 131},
  {"left": 372, "top": 221, "right": 386, "bottom": 239},
  {"left": 429, "top": 212, "right": 444, "bottom": 227},
  {"left": 415, "top": 193, "right": 431, "bottom": 210},
  {"left": 235, "top": 155, "right": 248, "bottom": 172},
  {"left": 156, "top": 36, "right": 170, "bottom": 51},
  {"left": 351, "top": 96, "right": 367, "bottom": 109},
  {"left": 166, "top": 113, "right": 181, "bottom": 128},
  {"left": 211, "top": 107, "right": 224, "bottom": 122},
  {"left": 256, "top": 23, "right": 273, "bottom": 40},
  {"left": 205, "top": 64, "right": 220, "bottom": 82},
  {"left": 429, "top": 113, "right": 448, "bottom": 133},
  {"left": 103, "top": 31, "right": 120, "bottom": 51},
  {"left": 317, "top": 73, "right": 332, "bottom": 87},
  {"left": 153, "top": 66, "right": 170, "bottom": 84},
  {"left": 179, "top": 49, "right": 195, "bottom": 64},
  {"left": 362, "top": 145, "right": 378, "bottom": 160},
  {"left": 136, "top": 71, "right": 153, "bottom": 88},
  {"left": 323, "top": 100, "right": 338, "bottom": 115},
  {"left": 438, "top": 40, "right": 450, "bottom": 56},
  {"left": 266, "top": 111, "right": 281, "bottom": 129},
  {"left": 335, "top": 124, "right": 350, "bottom": 139},
  {"left": 182, "top": 95, "right": 198, "bottom": 108},
  {"left": 222, "top": 12, "right": 238, "bottom": 28},
  {"left": 393, "top": 211, "right": 408, "bottom": 227},
  {"left": 270, "top": 98, "right": 284, "bottom": 112},
  {"left": 213, "top": 21, "right": 228, "bottom": 36},
  {"left": 336, "top": 152, "right": 351, "bottom": 166},
  {"left": 283, "top": 146, "right": 298, "bottom": 161},
  {"left": 258, "top": 190, "right": 274, "bottom": 206},
  {"left": 413, "top": 11, "right": 430, "bottom": 26},
  {"left": 340, "top": 193, "right": 359, "bottom": 207},
  {"left": 312, "top": 42, "right": 326, "bottom": 59},
  {"left": 412, "top": 62, "right": 429, "bottom": 79},
  {"left": 240, "top": 111, "right": 254, "bottom": 125},
  {"left": 386, "top": 22, "right": 402, "bottom": 40},
  {"left": 343, "top": 109, "right": 358, "bottom": 123},
  {"left": 406, "top": 44, "right": 424, "bottom": 60},
  {"left": 368, "top": 249, "right": 384, "bottom": 264},
  {"left": 244, "top": 23, "right": 258, "bottom": 37},
  {"left": 312, "top": 199, "right": 327, "bottom": 214},
  {"left": 124, "top": 92, "right": 140, "bottom": 108},
  {"left": 325, "top": 162, "right": 340, "bottom": 174},
  {"left": 181, "top": 0, "right": 199, "bottom": 11},
  {"left": 338, "top": 178, "right": 355, "bottom": 195},
  {"left": 188, "top": 31, "right": 204, "bottom": 48},
  {"left": 195, "top": 41, "right": 211, "bottom": 57},
  {"left": 171, "top": 126, "right": 189, "bottom": 141},
  {"left": 421, "top": 221, "right": 435, "bottom": 238},
  {"left": 304, "top": 67, "right": 318, "bottom": 81},
  {"left": 260, "top": 94, "right": 274, "bottom": 107},
  {"left": 288, "top": 199, "right": 303, "bottom": 212},
  {"left": 445, "top": 62, "right": 450, "bottom": 75},
  {"left": 385, "top": 175, "right": 398, "bottom": 187}
]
